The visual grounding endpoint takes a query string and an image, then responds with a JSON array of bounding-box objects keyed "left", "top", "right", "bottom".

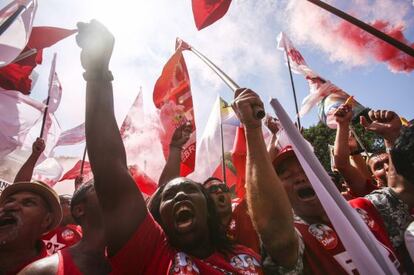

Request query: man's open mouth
[
  {"left": 296, "top": 186, "right": 316, "bottom": 201},
  {"left": 174, "top": 202, "right": 195, "bottom": 233},
  {"left": 0, "top": 215, "right": 18, "bottom": 229}
]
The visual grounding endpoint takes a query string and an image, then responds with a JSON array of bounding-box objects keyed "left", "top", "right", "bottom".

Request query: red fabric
[
  {"left": 232, "top": 126, "right": 247, "bottom": 199},
  {"left": 191, "top": 0, "right": 232, "bottom": 30},
  {"left": 110, "top": 214, "right": 263, "bottom": 274},
  {"left": 293, "top": 199, "right": 403, "bottom": 274},
  {"left": 227, "top": 200, "right": 260, "bottom": 254},
  {"left": 128, "top": 165, "right": 158, "bottom": 196},
  {"left": 153, "top": 47, "right": 196, "bottom": 176},
  {"left": 212, "top": 161, "right": 238, "bottom": 188},
  {"left": 0, "top": 27, "right": 76, "bottom": 94},
  {"left": 57, "top": 249, "right": 82, "bottom": 275},
  {"left": 42, "top": 225, "right": 83, "bottom": 255},
  {"left": 59, "top": 160, "right": 91, "bottom": 182},
  {"left": 7, "top": 242, "right": 49, "bottom": 275}
]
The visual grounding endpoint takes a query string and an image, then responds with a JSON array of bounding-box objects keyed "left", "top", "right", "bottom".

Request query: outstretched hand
[
  {"left": 360, "top": 109, "right": 401, "bottom": 143},
  {"left": 76, "top": 19, "right": 114, "bottom": 72},
  {"left": 32, "top": 138, "right": 45, "bottom": 156},
  {"left": 170, "top": 122, "right": 192, "bottom": 149},
  {"left": 265, "top": 116, "right": 280, "bottom": 134},
  {"left": 232, "top": 88, "right": 264, "bottom": 130}
]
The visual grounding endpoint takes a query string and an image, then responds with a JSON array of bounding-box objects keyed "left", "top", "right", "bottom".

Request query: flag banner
[
  {"left": 189, "top": 96, "right": 238, "bottom": 182},
  {"left": 270, "top": 98, "right": 398, "bottom": 275},
  {"left": 121, "top": 90, "right": 164, "bottom": 182},
  {"left": 43, "top": 53, "right": 62, "bottom": 113},
  {"left": 231, "top": 126, "right": 246, "bottom": 198},
  {"left": 0, "top": 0, "right": 37, "bottom": 67},
  {"left": 59, "top": 160, "right": 91, "bottom": 182},
  {"left": 56, "top": 123, "right": 85, "bottom": 147},
  {"left": 32, "top": 157, "right": 63, "bottom": 186},
  {"left": 129, "top": 165, "right": 158, "bottom": 196},
  {"left": 0, "top": 88, "right": 44, "bottom": 159},
  {"left": 153, "top": 46, "right": 196, "bottom": 176},
  {"left": 191, "top": 0, "right": 232, "bottom": 30},
  {"left": 0, "top": 26, "right": 76, "bottom": 94},
  {"left": 277, "top": 32, "right": 368, "bottom": 128}
]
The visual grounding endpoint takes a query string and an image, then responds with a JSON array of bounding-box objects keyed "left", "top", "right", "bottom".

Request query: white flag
[
  {"left": 0, "top": 0, "right": 37, "bottom": 67},
  {"left": 0, "top": 88, "right": 44, "bottom": 159}
]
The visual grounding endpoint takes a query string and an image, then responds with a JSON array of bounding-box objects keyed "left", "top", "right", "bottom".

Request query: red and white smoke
[{"left": 286, "top": 0, "right": 414, "bottom": 73}]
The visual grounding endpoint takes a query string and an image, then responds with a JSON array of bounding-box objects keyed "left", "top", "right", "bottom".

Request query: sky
[{"left": 1, "top": 0, "right": 413, "bottom": 191}]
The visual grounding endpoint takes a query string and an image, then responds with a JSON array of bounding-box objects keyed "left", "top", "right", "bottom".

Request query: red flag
[
  {"left": 59, "top": 160, "right": 91, "bottom": 182},
  {"left": 153, "top": 45, "right": 196, "bottom": 176},
  {"left": 191, "top": 0, "right": 232, "bottom": 30},
  {"left": 231, "top": 126, "right": 246, "bottom": 199},
  {"left": 0, "top": 27, "right": 76, "bottom": 94},
  {"left": 129, "top": 165, "right": 158, "bottom": 196}
]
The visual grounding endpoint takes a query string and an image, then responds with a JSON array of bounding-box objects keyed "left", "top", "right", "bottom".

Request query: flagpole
[
  {"left": 0, "top": 1, "right": 31, "bottom": 36},
  {"left": 39, "top": 53, "right": 57, "bottom": 138},
  {"left": 186, "top": 43, "right": 265, "bottom": 119},
  {"left": 283, "top": 40, "right": 302, "bottom": 129},
  {"left": 349, "top": 125, "right": 371, "bottom": 158},
  {"left": 219, "top": 103, "right": 227, "bottom": 185},
  {"left": 80, "top": 146, "right": 87, "bottom": 176},
  {"left": 306, "top": 0, "right": 414, "bottom": 58}
]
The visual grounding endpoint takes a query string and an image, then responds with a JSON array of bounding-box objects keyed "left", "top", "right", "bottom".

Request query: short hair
[
  {"left": 391, "top": 125, "right": 414, "bottom": 184},
  {"left": 70, "top": 180, "right": 94, "bottom": 224},
  {"left": 202, "top": 177, "right": 223, "bottom": 186},
  {"left": 147, "top": 178, "right": 233, "bottom": 254}
]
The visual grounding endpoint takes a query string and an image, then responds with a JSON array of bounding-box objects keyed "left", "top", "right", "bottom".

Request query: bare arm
[
  {"left": 232, "top": 89, "right": 299, "bottom": 268},
  {"left": 14, "top": 138, "right": 45, "bottom": 183},
  {"left": 158, "top": 122, "right": 192, "bottom": 187},
  {"left": 77, "top": 20, "right": 146, "bottom": 255},
  {"left": 333, "top": 104, "right": 370, "bottom": 196}
]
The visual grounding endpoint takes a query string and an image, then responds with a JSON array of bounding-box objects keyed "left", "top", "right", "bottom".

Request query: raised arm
[
  {"left": 158, "top": 122, "right": 192, "bottom": 187},
  {"left": 76, "top": 20, "right": 146, "bottom": 255},
  {"left": 333, "top": 105, "right": 371, "bottom": 196},
  {"left": 14, "top": 138, "right": 45, "bottom": 183},
  {"left": 264, "top": 116, "right": 280, "bottom": 161},
  {"left": 232, "top": 89, "right": 299, "bottom": 268}
]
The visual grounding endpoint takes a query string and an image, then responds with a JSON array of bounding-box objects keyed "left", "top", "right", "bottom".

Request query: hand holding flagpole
[{"left": 177, "top": 38, "right": 265, "bottom": 120}]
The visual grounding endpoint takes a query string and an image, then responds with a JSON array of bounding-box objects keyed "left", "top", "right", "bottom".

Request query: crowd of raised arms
[{"left": 1, "top": 20, "right": 414, "bottom": 275}]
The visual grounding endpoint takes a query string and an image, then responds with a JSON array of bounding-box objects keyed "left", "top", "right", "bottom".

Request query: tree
[{"left": 303, "top": 122, "right": 385, "bottom": 172}]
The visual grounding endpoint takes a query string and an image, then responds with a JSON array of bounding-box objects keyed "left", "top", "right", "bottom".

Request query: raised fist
[
  {"left": 170, "top": 122, "right": 193, "bottom": 149},
  {"left": 232, "top": 88, "right": 264, "bottom": 130},
  {"left": 76, "top": 20, "right": 114, "bottom": 73},
  {"left": 360, "top": 109, "right": 401, "bottom": 143},
  {"left": 32, "top": 138, "right": 45, "bottom": 156}
]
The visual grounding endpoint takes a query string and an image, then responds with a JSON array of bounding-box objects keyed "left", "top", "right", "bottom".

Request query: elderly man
[{"left": 0, "top": 180, "right": 62, "bottom": 274}]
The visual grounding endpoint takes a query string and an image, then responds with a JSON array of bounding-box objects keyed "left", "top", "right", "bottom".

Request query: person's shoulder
[{"left": 18, "top": 253, "right": 59, "bottom": 275}]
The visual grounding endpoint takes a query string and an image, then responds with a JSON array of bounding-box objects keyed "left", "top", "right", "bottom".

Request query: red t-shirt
[
  {"left": 42, "top": 225, "right": 82, "bottom": 254},
  {"left": 56, "top": 248, "right": 82, "bottom": 275},
  {"left": 7, "top": 241, "right": 49, "bottom": 275},
  {"left": 227, "top": 200, "right": 260, "bottom": 254},
  {"left": 110, "top": 213, "right": 263, "bottom": 275},
  {"left": 291, "top": 198, "right": 403, "bottom": 275}
]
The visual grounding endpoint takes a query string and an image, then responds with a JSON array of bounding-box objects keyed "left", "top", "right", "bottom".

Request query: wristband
[{"left": 83, "top": 70, "right": 114, "bottom": 82}]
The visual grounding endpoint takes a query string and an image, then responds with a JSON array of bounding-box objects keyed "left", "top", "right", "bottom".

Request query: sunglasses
[{"left": 207, "top": 184, "right": 230, "bottom": 194}]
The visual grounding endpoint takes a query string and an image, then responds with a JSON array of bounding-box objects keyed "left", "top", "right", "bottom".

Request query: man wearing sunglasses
[{"left": 203, "top": 177, "right": 232, "bottom": 227}]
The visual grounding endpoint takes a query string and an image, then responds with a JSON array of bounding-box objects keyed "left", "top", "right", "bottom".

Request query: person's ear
[
  {"left": 72, "top": 203, "right": 85, "bottom": 222},
  {"left": 41, "top": 212, "right": 53, "bottom": 232}
]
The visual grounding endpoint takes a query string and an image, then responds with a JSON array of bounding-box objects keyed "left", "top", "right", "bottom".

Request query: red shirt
[
  {"left": 110, "top": 213, "right": 263, "bottom": 275},
  {"left": 7, "top": 241, "right": 49, "bottom": 275},
  {"left": 294, "top": 198, "right": 403, "bottom": 274},
  {"left": 56, "top": 249, "right": 82, "bottom": 275},
  {"left": 227, "top": 200, "right": 260, "bottom": 254},
  {"left": 42, "top": 225, "right": 82, "bottom": 254}
]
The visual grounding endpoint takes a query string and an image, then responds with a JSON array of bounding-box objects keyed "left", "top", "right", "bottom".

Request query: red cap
[{"left": 272, "top": 145, "right": 297, "bottom": 169}]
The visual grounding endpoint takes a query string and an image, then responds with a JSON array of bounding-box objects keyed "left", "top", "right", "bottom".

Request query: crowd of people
[{"left": 0, "top": 20, "right": 413, "bottom": 275}]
